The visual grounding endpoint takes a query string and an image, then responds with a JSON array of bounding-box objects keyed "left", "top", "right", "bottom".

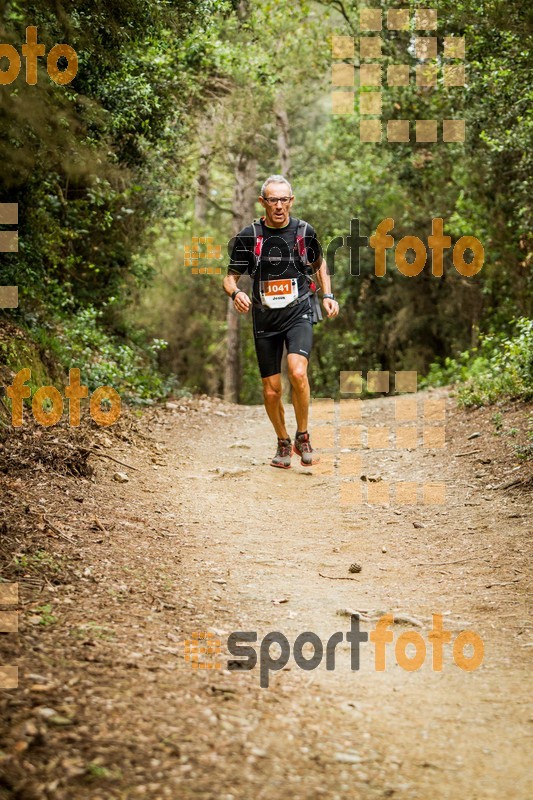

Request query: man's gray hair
[{"left": 261, "top": 174, "right": 292, "bottom": 198}]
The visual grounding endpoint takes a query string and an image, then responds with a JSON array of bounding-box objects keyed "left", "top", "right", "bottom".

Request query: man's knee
[
  {"left": 263, "top": 380, "right": 282, "bottom": 403},
  {"left": 288, "top": 362, "right": 308, "bottom": 385}
]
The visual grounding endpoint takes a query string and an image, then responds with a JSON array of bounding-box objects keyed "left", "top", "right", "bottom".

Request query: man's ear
[{"left": 258, "top": 196, "right": 266, "bottom": 208}]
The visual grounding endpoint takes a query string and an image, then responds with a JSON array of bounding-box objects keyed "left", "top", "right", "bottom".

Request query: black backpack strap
[{"left": 296, "top": 219, "right": 323, "bottom": 323}]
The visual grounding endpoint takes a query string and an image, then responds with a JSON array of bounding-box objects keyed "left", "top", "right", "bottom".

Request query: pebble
[
  {"left": 249, "top": 748, "right": 267, "bottom": 758},
  {"left": 36, "top": 707, "right": 57, "bottom": 719},
  {"left": 382, "top": 546, "right": 387, "bottom": 553},
  {"left": 28, "top": 673, "right": 49, "bottom": 683},
  {"left": 214, "top": 467, "right": 249, "bottom": 478},
  {"left": 36, "top": 708, "right": 72, "bottom": 726},
  {"left": 335, "top": 752, "right": 362, "bottom": 764},
  {"left": 113, "top": 472, "right": 129, "bottom": 483}
]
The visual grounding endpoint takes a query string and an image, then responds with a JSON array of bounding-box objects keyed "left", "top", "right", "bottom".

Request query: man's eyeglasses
[{"left": 262, "top": 196, "right": 293, "bottom": 206}]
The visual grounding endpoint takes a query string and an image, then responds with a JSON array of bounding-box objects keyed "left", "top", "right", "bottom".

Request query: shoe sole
[
  {"left": 293, "top": 444, "right": 320, "bottom": 466},
  {"left": 270, "top": 461, "right": 292, "bottom": 469}
]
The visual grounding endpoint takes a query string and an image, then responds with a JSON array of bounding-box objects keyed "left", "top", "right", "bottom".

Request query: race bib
[{"left": 259, "top": 278, "right": 298, "bottom": 309}]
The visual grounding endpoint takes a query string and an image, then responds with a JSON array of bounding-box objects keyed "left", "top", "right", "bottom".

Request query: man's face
[{"left": 259, "top": 182, "right": 294, "bottom": 227}]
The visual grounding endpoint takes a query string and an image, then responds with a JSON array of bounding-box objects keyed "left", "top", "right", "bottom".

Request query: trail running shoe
[
  {"left": 271, "top": 437, "right": 292, "bottom": 469},
  {"left": 293, "top": 431, "right": 320, "bottom": 466}
]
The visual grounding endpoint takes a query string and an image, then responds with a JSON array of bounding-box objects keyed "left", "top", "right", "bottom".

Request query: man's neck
[{"left": 263, "top": 215, "right": 291, "bottom": 229}]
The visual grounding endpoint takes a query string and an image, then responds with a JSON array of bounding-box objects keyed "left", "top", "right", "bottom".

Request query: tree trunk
[
  {"left": 237, "top": 0, "right": 250, "bottom": 20},
  {"left": 223, "top": 153, "right": 257, "bottom": 403},
  {"left": 275, "top": 98, "right": 292, "bottom": 400},
  {"left": 194, "top": 139, "right": 211, "bottom": 224},
  {"left": 274, "top": 101, "right": 291, "bottom": 179}
]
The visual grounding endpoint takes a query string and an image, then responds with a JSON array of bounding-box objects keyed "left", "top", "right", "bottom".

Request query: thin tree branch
[
  {"left": 323, "top": 0, "right": 358, "bottom": 36},
  {"left": 208, "top": 197, "right": 237, "bottom": 217}
]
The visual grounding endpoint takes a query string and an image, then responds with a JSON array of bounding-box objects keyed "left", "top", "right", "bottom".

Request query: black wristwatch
[
  {"left": 231, "top": 289, "right": 243, "bottom": 301},
  {"left": 323, "top": 293, "right": 335, "bottom": 300}
]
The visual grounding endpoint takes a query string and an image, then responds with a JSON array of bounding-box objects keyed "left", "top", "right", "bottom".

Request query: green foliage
[
  {"left": 32, "top": 603, "right": 57, "bottom": 627},
  {"left": 492, "top": 412, "right": 503, "bottom": 432},
  {"left": 33, "top": 307, "right": 175, "bottom": 402},
  {"left": 86, "top": 764, "right": 112, "bottom": 780},
  {"left": 515, "top": 432, "right": 533, "bottom": 462},
  {"left": 125, "top": 0, "right": 532, "bottom": 400},
  {"left": 132, "top": 217, "right": 229, "bottom": 396},
  {"left": 0, "top": 0, "right": 232, "bottom": 401},
  {"left": 12, "top": 550, "right": 62, "bottom": 575},
  {"left": 423, "top": 318, "right": 533, "bottom": 406},
  {"left": 1, "top": 0, "right": 531, "bottom": 404}
]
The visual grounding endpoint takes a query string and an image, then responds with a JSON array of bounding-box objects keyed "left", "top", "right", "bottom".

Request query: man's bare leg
[
  {"left": 262, "top": 373, "right": 289, "bottom": 440},
  {"left": 287, "top": 353, "right": 310, "bottom": 433},
  {"left": 288, "top": 353, "right": 318, "bottom": 465}
]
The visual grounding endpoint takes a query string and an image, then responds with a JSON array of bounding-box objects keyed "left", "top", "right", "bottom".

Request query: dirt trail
[{"left": 1, "top": 393, "right": 531, "bottom": 799}]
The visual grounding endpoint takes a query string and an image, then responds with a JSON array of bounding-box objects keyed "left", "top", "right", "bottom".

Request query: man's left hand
[{"left": 323, "top": 298, "right": 339, "bottom": 318}]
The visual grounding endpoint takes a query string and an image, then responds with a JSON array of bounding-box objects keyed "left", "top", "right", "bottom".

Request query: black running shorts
[{"left": 254, "top": 315, "right": 313, "bottom": 378}]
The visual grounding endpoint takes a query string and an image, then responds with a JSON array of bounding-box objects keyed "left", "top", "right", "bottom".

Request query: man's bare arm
[
  {"left": 310, "top": 257, "right": 332, "bottom": 295},
  {"left": 309, "top": 257, "right": 339, "bottom": 318},
  {"left": 223, "top": 272, "right": 240, "bottom": 296},
  {"left": 223, "top": 272, "right": 251, "bottom": 313}
]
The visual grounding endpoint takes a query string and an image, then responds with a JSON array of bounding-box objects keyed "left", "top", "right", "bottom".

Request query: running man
[{"left": 223, "top": 174, "right": 339, "bottom": 468}]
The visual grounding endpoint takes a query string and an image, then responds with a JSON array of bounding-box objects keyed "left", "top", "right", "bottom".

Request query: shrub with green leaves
[
  {"left": 423, "top": 317, "right": 532, "bottom": 406},
  {"left": 35, "top": 307, "right": 175, "bottom": 403}
]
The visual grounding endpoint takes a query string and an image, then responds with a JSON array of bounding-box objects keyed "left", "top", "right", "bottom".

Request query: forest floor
[{"left": 0, "top": 389, "right": 532, "bottom": 800}]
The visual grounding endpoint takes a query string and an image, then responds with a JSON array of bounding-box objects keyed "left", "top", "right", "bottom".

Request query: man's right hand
[{"left": 233, "top": 291, "right": 251, "bottom": 313}]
